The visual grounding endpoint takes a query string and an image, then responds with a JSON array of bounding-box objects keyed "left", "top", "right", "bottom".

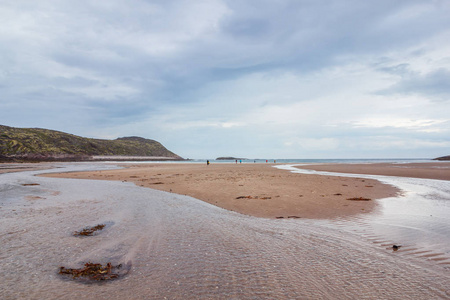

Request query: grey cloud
[
  {"left": 376, "top": 63, "right": 412, "bottom": 76},
  {"left": 186, "top": 0, "right": 450, "bottom": 83},
  {"left": 221, "top": 17, "right": 271, "bottom": 39},
  {"left": 378, "top": 68, "right": 450, "bottom": 101},
  {"left": 27, "top": 1, "right": 450, "bottom": 100}
]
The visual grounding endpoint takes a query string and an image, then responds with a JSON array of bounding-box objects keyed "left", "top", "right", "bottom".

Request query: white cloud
[
  {"left": 284, "top": 138, "right": 339, "bottom": 151},
  {"left": 351, "top": 118, "right": 448, "bottom": 131}
]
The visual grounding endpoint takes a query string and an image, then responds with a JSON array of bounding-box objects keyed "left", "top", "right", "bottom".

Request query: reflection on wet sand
[
  {"left": 281, "top": 164, "right": 450, "bottom": 264},
  {"left": 1, "top": 163, "right": 449, "bottom": 299}
]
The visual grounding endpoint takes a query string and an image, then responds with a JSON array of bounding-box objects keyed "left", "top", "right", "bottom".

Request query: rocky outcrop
[{"left": 433, "top": 155, "right": 450, "bottom": 161}]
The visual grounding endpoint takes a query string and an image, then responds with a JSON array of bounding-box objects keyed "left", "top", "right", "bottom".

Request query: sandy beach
[
  {"left": 2, "top": 162, "right": 450, "bottom": 299},
  {"left": 43, "top": 163, "right": 401, "bottom": 219}
]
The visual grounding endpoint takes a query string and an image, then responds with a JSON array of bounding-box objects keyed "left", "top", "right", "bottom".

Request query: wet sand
[
  {"left": 0, "top": 162, "right": 54, "bottom": 174},
  {"left": 43, "top": 163, "right": 400, "bottom": 219},
  {"left": 296, "top": 162, "right": 450, "bottom": 181}
]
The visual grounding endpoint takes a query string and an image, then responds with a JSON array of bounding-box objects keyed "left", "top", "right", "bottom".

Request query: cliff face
[{"left": 0, "top": 125, "right": 182, "bottom": 162}]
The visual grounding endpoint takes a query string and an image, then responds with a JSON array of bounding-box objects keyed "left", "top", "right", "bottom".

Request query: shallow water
[
  {"left": 278, "top": 164, "right": 450, "bottom": 262},
  {"left": 1, "top": 163, "right": 449, "bottom": 299}
]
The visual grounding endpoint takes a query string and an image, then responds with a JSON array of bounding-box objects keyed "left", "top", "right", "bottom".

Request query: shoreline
[
  {"left": 295, "top": 162, "right": 450, "bottom": 181},
  {"left": 0, "top": 155, "right": 184, "bottom": 163},
  {"left": 41, "top": 163, "right": 402, "bottom": 219},
  {"left": 0, "top": 162, "right": 56, "bottom": 174}
]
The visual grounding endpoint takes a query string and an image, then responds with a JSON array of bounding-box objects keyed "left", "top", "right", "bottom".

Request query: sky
[{"left": 1, "top": 0, "right": 450, "bottom": 159}]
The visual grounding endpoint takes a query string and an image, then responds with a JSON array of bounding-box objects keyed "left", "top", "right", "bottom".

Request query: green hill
[{"left": 0, "top": 125, "right": 182, "bottom": 162}]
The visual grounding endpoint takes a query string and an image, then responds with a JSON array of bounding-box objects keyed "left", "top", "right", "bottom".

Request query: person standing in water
[{"left": 207, "top": 160, "right": 210, "bottom": 165}]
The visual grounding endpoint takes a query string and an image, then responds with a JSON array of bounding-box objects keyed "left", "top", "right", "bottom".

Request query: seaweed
[
  {"left": 346, "top": 197, "right": 371, "bottom": 201},
  {"left": 59, "top": 262, "right": 121, "bottom": 281},
  {"left": 236, "top": 195, "right": 272, "bottom": 200},
  {"left": 73, "top": 224, "right": 105, "bottom": 236}
]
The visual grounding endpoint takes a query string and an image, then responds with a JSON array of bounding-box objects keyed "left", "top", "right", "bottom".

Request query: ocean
[{"left": 109, "top": 158, "right": 436, "bottom": 164}]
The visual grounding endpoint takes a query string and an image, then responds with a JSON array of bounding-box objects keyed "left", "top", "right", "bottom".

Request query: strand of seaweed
[
  {"left": 73, "top": 224, "right": 105, "bottom": 236},
  {"left": 60, "top": 223, "right": 129, "bottom": 282},
  {"left": 59, "top": 262, "right": 122, "bottom": 281},
  {"left": 346, "top": 197, "right": 371, "bottom": 201}
]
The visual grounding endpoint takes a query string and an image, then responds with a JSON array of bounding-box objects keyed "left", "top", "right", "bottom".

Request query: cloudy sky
[{"left": 1, "top": 0, "right": 450, "bottom": 159}]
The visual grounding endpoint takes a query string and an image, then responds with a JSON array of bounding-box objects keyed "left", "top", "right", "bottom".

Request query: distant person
[
  {"left": 239, "top": 159, "right": 242, "bottom": 164},
  {"left": 266, "top": 160, "right": 268, "bottom": 163},
  {"left": 207, "top": 160, "right": 210, "bottom": 165},
  {"left": 274, "top": 160, "right": 276, "bottom": 163},
  {"left": 235, "top": 160, "right": 237, "bottom": 164}
]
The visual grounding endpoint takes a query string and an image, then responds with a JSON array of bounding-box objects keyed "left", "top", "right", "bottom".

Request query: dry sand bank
[
  {"left": 43, "top": 163, "right": 400, "bottom": 219},
  {"left": 296, "top": 162, "right": 450, "bottom": 181}
]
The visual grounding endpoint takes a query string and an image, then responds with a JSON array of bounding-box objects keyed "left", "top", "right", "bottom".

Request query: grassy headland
[{"left": 0, "top": 125, "right": 182, "bottom": 162}]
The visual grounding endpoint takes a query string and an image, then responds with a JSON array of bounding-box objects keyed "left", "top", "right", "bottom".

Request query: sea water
[
  {"left": 1, "top": 163, "right": 449, "bottom": 299},
  {"left": 107, "top": 158, "right": 435, "bottom": 164}
]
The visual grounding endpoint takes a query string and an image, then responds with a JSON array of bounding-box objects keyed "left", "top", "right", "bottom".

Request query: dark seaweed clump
[
  {"left": 346, "top": 197, "right": 371, "bottom": 201},
  {"left": 59, "top": 262, "right": 122, "bottom": 281},
  {"left": 73, "top": 224, "right": 105, "bottom": 236}
]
